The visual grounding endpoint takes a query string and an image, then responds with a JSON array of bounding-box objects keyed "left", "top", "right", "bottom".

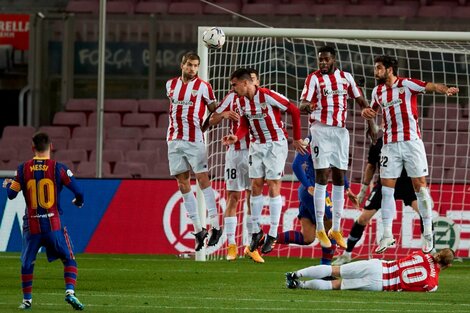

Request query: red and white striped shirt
[
  {"left": 300, "top": 68, "right": 362, "bottom": 128},
  {"left": 371, "top": 77, "right": 426, "bottom": 144},
  {"left": 215, "top": 91, "right": 250, "bottom": 150},
  {"left": 236, "top": 87, "right": 301, "bottom": 143},
  {"left": 382, "top": 251, "right": 440, "bottom": 292},
  {"left": 166, "top": 76, "right": 216, "bottom": 142}
]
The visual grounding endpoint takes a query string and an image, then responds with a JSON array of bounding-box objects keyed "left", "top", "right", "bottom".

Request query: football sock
[
  {"left": 268, "top": 195, "right": 282, "bottom": 237},
  {"left": 301, "top": 279, "right": 333, "bottom": 290},
  {"left": 277, "top": 231, "right": 305, "bottom": 245},
  {"left": 182, "top": 191, "right": 202, "bottom": 232},
  {"left": 347, "top": 221, "right": 366, "bottom": 252},
  {"left": 297, "top": 265, "right": 332, "bottom": 279},
  {"left": 21, "top": 265, "right": 34, "bottom": 301},
  {"left": 202, "top": 187, "right": 219, "bottom": 229},
  {"left": 331, "top": 185, "right": 345, "bottom": 232},
  {"left": 321, "top": 240, "right": 337, "bottom": 265},
  {"left": 250, "top": 195, "right": 264, "bottom": 233},
  {"left": 224, "top": 216, "right": 237, "bottom": 245},
  {"left": 381, "top": 186, "right": 396, "bottom": 238},
  {"left": 246, "top": 214, "right": 253, "bottom": 236},
  {"left": 314, "top": 183, "right": 327, "bottom": 231},
  {"left": 416, "top": 187, "right": 433, "bottom": 236},
  {"left": 63, "top": 259, "right": 77, "bottom": 291}
]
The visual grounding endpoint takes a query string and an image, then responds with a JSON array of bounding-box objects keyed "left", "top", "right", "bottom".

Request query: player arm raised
[{"left": 425, "top": 83, "right": 459, "bottom": 96}]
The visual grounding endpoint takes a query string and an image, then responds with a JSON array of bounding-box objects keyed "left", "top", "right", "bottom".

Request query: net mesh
[{"left": 202, "top": 33, "right": 470, "bottom": 260}]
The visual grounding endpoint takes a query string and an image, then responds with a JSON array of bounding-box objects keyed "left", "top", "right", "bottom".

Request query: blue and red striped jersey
[{"left": 7, "top": 157, "right": 84, "bottom": 235}]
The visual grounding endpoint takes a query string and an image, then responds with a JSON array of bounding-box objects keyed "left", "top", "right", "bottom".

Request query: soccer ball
[{"left": 202, "top": 27, "right": 226, "bottom": 49}]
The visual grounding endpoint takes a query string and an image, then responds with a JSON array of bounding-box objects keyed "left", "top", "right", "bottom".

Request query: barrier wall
[{"left": 0, "top": 179, "right": 468, "bottom": 258}]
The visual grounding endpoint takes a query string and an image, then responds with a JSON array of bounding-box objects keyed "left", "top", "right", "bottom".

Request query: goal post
[{"left": 198, "top": 27, "right": 470, "bottom": 261}]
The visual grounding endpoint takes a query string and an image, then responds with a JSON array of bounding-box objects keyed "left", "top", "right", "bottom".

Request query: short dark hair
[
  {"left": 318, "top": 45, "right": 336, "bottom": 57},
  {"left": 374, "top": 55, "right": 398, "bottom": 75},
  {"left": 181, "top": 52, "right": 200, "bottom": 65},
  {"left": 230, "top": 68, "right": 253, "bottom": 81},
  {"left": 32, "top": 132, "right": 51, "bottom": 152},
  {"left": 246, "top": 68, "right": 259, "bottom": 80}
]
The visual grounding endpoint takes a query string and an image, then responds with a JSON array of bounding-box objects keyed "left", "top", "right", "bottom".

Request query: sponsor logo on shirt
[
  {"left": 246, "top": 113, "right": 266, "bottom": 120},
  {"left": 172, "top": 99, "right": 194, "bottom": 106},
  {"left": 323, "top": 89, "right": 348, "bottom": 97},
  {"left": 382, "top": 98, "right": 402, "bottom": 107},
  {"left": 31, "top": 213, "right": 55, "bottom": 218}
]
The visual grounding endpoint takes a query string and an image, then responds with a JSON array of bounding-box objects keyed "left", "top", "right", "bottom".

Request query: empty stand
[
  {"left": 90, "top": 149, "right": 125, "bottom": 164},
  {"left": 0, "top": 147, "right": 17, "bottom": 163},
  {"left": 66, "top": 0, "right": 99, "bottom": 14},
  {"left": 104, "top": 139, "right": 139, "bottom": 151},
  {"left": 54, "top": 149, "right": 88, "bottom": 164},
  {"left": 106, "top": 1, "right": 135, "bottom": 14},
  {"left": 113, "top": 161, "right": 149, "bottom": 178},
  {"left": 157, "top": 113, "right": 169, "bottom": 128},
  {"left": 150, "top": 161, "right": 172, "bottom": 179},
  {"left": 135, "top": 0, "right": 169, "bottom": 14},
  {"left": 104, "top": 99, "right": 139, "bottom": 114},
  {"left": 122, "top": 113, "right": 156, "bottom": 128},
  {"left": 203, "top": 0, "right": 241, "bottom": 14},
  {"left": 75, "top": 161, "right": 112, "bottom": 178},
  {"left": 38, "top": 126, "right": 71, "bottom": 140},
  {"left": 66, "top": 99, "right": 97, "bottom": 112},
  {"left": 142, "top": 128, "right": 167, "bottom": 140},
  {"left": 53, "top": 112, "right": 87, "bottom": 128},
  {"left": 2, "top": 126, "right": 36, "bottom": 139},
  {"left": 72, "top": 127, "right": 98, "bottom": 139},
  {"left": 168, "top": 1, "right": 203, "bottom": 14},
  {"left": 68, "top": 138, "right": 97, "bottom": 152},
  {"left": 126, "top": 150, "right": 160, "bottom": 169},
  {"left": 88, "top": 112, "right": 122, "bottom": 127},
  {"left": 138, "top": 99, "right": 169, "bottom": 115},
  {"left": 106, "top": 126, "right": 143, "bottom": 140}
]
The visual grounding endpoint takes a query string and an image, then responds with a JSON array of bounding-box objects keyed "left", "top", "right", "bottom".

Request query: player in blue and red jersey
[
  {"left": 276, "top": 136, "right": 359, "bottom": 265},
  {"left": 3, "top": 132, "right": 85, "bottom": 311}
]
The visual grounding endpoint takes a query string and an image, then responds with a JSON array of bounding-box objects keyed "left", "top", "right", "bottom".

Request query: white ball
[{"left": 202, "top": 27, "right": 226, "bottom": 49}]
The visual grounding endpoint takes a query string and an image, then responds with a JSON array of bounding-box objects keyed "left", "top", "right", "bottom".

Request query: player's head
[
  {"left": 246, "top": 68, "right": 260, "bottom": 87},
  {"left": 374, "top": 55, "right": 398, "bottom": 84},
  {"left": 433, "top": 248, "right": 455, "bottom": 269},
  {"left": 318, "top": 46, "right": 336, "bottom": 74},
  {"left": 230, "top": 68, "right": 254, "bottom": 97},
  {"left": 180, "top": 52, "right": 200, "bottom": 80},
  {"left": 32, "top": 132, "right": 52, "bottom": 154}
]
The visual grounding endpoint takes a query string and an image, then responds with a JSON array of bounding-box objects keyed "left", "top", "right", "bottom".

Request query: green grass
[{"left": 0, "top": 253, "right": 469, "bottom": 312}]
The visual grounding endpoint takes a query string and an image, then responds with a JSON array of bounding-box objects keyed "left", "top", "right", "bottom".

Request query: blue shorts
[
  {"left": 21, "top": 227, "right": 75, "bottom": 268},
  {"left": 297, "top": 186, "right": 333, "bottom": 223}
]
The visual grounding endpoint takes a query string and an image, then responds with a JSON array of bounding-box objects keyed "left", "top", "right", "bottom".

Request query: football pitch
[{"left": 0, "top": 253, "right": 469, "bottom": 313}]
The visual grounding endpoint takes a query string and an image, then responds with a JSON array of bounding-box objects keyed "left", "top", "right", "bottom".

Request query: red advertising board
[{"left": 0, "top": 14, "right": 29, "bottom": 50}]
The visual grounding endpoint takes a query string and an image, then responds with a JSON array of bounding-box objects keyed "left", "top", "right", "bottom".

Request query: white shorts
[
  {"left": 380, "top": 139, "right": 429, "bottom": 179},
  {"left": 167, "top": 140, "right": 209, "bottom": 176},
  {"left": 225, "top": 148, "right": 250, "bottom": 192},
  {"left": 340, "top": 259, "right": 383, "bottom": 291},
  {"left": 249, "top": 139, "right": 288, "bottom": 180},
  {"left": 310, "top": 121, "right": 349, "bottom": 170}
]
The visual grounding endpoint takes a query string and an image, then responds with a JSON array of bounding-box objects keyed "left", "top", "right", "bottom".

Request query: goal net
[{"left": 198, "top": 27, "right": 470, "bottom": 261}]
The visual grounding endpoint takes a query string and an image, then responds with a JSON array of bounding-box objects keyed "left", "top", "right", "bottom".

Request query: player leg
[
  {"left": 334, "top": 185, "right": 381, "bottom": 265},
  {"left": 322, "top": 215, "right": 337, "bottom": 266},
  {"left": 224, "top": 190, "right": 240, "bottom": 260},
  {"left": 243, "top": 188, "right": 264, "bottom": 263},
  {"left": 328, "top": 167, "right": 347, "bottom": 249},
  {"left": 18, "top": 232, "right": 42, "bottom": 309}
]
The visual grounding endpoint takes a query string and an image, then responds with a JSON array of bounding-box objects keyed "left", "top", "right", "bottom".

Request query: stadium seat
[
  {"left": 241, "top": 2, "right": 274, "bottom": 15},
  {"left": 138, "top": 99, "right": 169, "bottom": 115},
  {"left": 88, "top": 112, "right": 122, "bottom": 128},
  {"left": 122, "top": 113, "right": 156, "bottom": 128},
  {"left": 51, "top": 138, "right": 68, "bottom": 151},
  {"left": 54, "top": 149, "right": 88, "bottom": 164},
  {"left": 344, "top": 2, "right": 380, "bottom": 17},
  {"left": 1, "top": 126, "right": 36, "bottom": 139},
  {"left": 417, "top": 4, "right": 453, "bottom": 18},
  {"left": 106, "top": 126, "right": 143, "bottom": 140},
  {"left": 273, "top": 3, "right": 308, "bottom": 16},
  {"left": 38, "top": 126, "right": 71, "bottom": 140},
  {"left": 66, "top": 0, "right": 99, "bottom": 14},
  {"left": 203, "top": 0, "right": 241, "bottom": 14},
  {"left": 90, "top": 149, "right": 125, "bottom": 164},
  {"left": 139, "top": 139, "right": 166, "bottom": 152},
  {"left": 447, "top": 120, "right": 469, "bottom": 131},
  {"left": 150, "top": 161, "right": 172, "bottom": 179},
  {"left": 104, "top": 99, "right": 139, "bottom": 114},
  {"left": 135, "top": 0, "right": 169, "bottom": 14},
  {"left": 113, "top": 161, "right": 149, "bottom": 178},
  {"left": 53, "top": 112, "right": 87, "bottom": 128},
  {"left": 157, "top": 113, "right": 169, "bottom": 128},
  {"left": 421, "top": 118, "right": 445, "bottom": 131},
  {"left": 0, "top": 160, "right": 21, "bottom": 171},
  {"left": 168, "top": 1, "right": 203, "bottom": 14},
  {"left": 142, "top": 128, "right": 167, "bottom": 140},
  {"left": 377, "top": 1, "right": 418, "bottom": 18},
  {"left": 75, "top": 161, "right": 112, "bottom": 178},
  {"left": 104, "top": 139, "right": 139, "bottom": 151},
  {"left": 66, "top": 99, "right": 97, "bottom": 112},
  {"left": 68, "top": 138, "right": 97, "bottom": 152},
  {"left": 0, "top": 138, "right": 33, "bottom": 155},
  {"left": 307, "top": 4, "right": 344, "bottom": 17},
  {"left": 126, "top": 150, "right": 159, "bottom": 169},
  {"left": 72, "top": 126, "right": 98, "bottom": 139},
  {"left": 0, "top": 147, "right": 17, "bottom": 163},
  {"left": 106, "top": 1, "right": 135, "bottom": 14}
]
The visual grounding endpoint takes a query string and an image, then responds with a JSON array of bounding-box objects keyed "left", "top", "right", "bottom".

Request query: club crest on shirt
[
  {"left": 191, "top": 89, "right": 198, "bottom": 97},
  {"left": 341, "top": 78, "right": 349, "bottom": 84},
  {"left": 399, "top": 87, "right": 405, "bottom": 94},
  {"left": 260, "top": 102, "right": 267, "bottom": 109}
]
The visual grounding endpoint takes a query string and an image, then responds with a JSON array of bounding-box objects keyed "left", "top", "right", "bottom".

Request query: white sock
[
  {"left": 182, "top": 191, "right": 202, "bottom": 232},
  {"left": 297, "top": 265, "right": 332, "bottom": 279},
  {"left": 381, "top": 186, "right": 395, "bottom": 238},
  {"left": 202, "top": 187, "right": 219, "bottom": 229},
  {"left": 332, "top": 185, "right": 345, "bottom": 232},
  {"left": 268, "top": 195, "right": 282, "bottom": 237},
  {"left": 224, "top": 216, "right": 237, "bottom": 245},
  {"left": 246, "top": 214, "right": 253, "bottom": 235},
  {"left": 416, "top": 187, "right": 433, "bottom": 236},
  {"left": 301, "top": 279, "right": 333, "bottom": 290},
  {"left": 314, "top": 184, "right": 327, "bottom": 231},
  {"left": 250, "top": 195, "right": 264, "bottom": 233}
]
